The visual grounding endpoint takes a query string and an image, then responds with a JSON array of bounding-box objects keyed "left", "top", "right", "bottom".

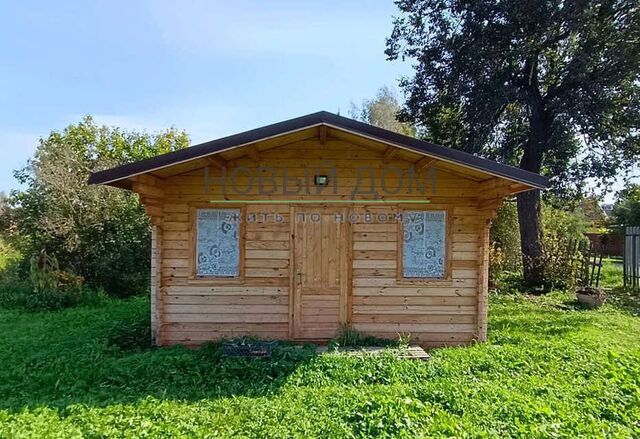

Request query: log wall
[{"left": 139, "top": 139, "right": 497, "bottom": 347}]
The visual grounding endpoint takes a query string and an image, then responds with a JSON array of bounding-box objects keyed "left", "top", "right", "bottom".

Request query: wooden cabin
[{"left": 89, "top": 111, "right": 548, "bottom": 347}]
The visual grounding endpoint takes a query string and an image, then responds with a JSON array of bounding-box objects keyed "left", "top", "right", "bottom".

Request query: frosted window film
[
  {"left": 196, "top": 209, "right": 240, "bottom": 277},
  {"left": 403, "top": 211, "right": 446, "bottom": 278}
]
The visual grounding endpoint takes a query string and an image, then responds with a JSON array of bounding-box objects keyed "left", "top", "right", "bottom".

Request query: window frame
[
  {"left": 396, "top": 205, "right": 452, "bottom": 282},
  {"left": 189, "top": 204, "right": 245, "bottom": 282}
]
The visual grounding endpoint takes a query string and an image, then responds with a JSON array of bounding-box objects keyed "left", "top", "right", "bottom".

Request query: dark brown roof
[{"left": 88, "top": 111, "right": 549, "bottom": 189}]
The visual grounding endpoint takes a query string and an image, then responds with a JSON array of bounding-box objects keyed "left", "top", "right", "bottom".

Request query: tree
[
  {"left": 611, "top": 183, "right": 640, "bottom": 229},
  {"left": 386, "top": 0, "right": 640, "bottom": 287},
  {"left": 0, "top": 192, "right": 8, "bottom": 231},
  {"left": 10, "top": 117, "right": 189, "bottom": 296},
  {"left": 349, "top": 86, "right": 416, "bottom": 136}
]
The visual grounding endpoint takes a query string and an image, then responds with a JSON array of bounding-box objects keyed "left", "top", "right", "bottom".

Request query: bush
[
  {"left": 6, "top": 117, "right": 189, "bottom": 298},
  {"left": 540, "top": 205, "right": 589, "bottom": 289},
  {"left": 0, "top": 276, "right": 110, "bottom": 312},
  {"left": 490, "top": 202, "right": 589, "bottom": 291},
  {"left": 489, "top": 202, "right": 521, "bottom": 284}
]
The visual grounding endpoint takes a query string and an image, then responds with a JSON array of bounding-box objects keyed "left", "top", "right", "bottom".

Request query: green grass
[
  {"left": 0, "top": 292, "right": 639, "bottom": 438},
  {"left": 599, "top": 257, "right": 624, "bottom": 288}
]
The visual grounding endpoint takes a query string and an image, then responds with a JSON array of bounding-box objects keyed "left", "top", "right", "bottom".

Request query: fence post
[{"left": 625, "top": 226, "right": 640, "bottom": 290}]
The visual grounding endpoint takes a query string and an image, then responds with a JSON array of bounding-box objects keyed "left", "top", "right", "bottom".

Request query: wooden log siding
[
  {"left": 150, "top": 139, "right": 493, "bottom": 346},
  {"left": 349, "top": 205, "right": 480, "bottom": 346}
]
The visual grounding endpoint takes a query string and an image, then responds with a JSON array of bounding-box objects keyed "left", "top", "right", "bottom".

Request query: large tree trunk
[
  {"left": 517, "top": 189, "right": 544, "bottom": 287},
  {"left": 518, "top": 107, "right": 550, "bottom": 288}
]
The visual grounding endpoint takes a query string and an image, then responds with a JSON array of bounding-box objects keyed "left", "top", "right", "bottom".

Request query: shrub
[
  {"left": 7, "top": 117, "right": 189, "bottom": 298},
  {"left": 0, "top": 235, "right": 20, "bottom": 272},
  {"left": 490, "top": 202, "right": 589, "bottom": 291},
  {"left": 0, "top": 275, "right": 110, "bottom": 312},
  {"left": 29, "top": 249, "right": 59, "bottom": 293},
  {"left": 489, "top": 202, "right": 522, "bottom": 285},
  {"left": 540, "top": 205, "right": 589, "bottom": 289}
]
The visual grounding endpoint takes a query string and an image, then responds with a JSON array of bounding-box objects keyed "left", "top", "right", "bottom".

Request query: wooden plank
[
  {"left": 353, "top": 250, "right": 397, "bottom": 260},
  {"left": 353, "top": 286, "right": 477, "bottom": 296},
  {"left": 245, "top": 259, "right": 289, "bottom": 268},
  {"left": 353, "top": 296, "right": 476, "bottom": 306},
  {"left": 166, "top": 286, "right": 288, "bottom": 295},
  {"left": 164, "top": 295, "right": 288, "bottom": 305},
  {"left": 245, "top": 241, "right": 289, "bottom": 250},
  {"left": 352, "top": 260, "right": 396, "bottom": 269},
  {"left": 476, "top": 216, "right": 491, "bottom": 342},
  {"left": 352, "top": 314, "right": 475, "bottom": 324},
  {"left": 245, "top": 250, "right": 290, "bottom": 259},
  {"left": 352, "top": 323, "right": 476, "bottom": 333},
  {"left": 353, "top": 242, "right": 397, "bottom": 251},
  {"left": 245, "top": 268, "right": 289, "bottom": 278},
  {"left": 164, "top": 313, "right": 288, "bottom": 323},
  {"left": 165, "top": 304, "right": 289, "bottom": 314},
  {"left": 353, "top": 232, "right": 397, "bottom": 242}
]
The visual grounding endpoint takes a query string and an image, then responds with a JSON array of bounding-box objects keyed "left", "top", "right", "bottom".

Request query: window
[
  {"left": 196, "top": 209, "right": 240, "bottom": 277},
  {"left": 402, "top": 210, "right": 447, "bottom": 278}
]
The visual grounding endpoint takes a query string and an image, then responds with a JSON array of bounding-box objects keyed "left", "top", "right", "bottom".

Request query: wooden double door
[{"left": 292, "top": 206, "right": 349, "bottom": 339}]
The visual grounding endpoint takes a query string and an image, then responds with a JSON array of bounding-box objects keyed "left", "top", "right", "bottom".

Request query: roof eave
[{"left": 88, "top": 111, "right": 550, "bottom": 190}]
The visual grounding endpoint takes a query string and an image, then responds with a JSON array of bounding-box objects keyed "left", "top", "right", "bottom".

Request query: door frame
[{"left": 289, "top": 204, "right": 352, "bottom": 340}]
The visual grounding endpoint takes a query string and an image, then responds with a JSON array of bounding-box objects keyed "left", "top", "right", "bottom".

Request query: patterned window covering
[
  {"left": 196, "top": 209, "right": 240, "bottom": 277},
  {"left": 402, "top": 210, "right": 446, "bottom": 278}
]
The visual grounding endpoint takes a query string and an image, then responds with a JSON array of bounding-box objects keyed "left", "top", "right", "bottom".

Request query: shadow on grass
[
  {"left": 0, "top": 301, "right": 319, "bottom": 412},
  {"left": 606, "top": 288, "right": 640, "bottom": 316},
  {"left": 556, "top": 288, "right": 640, "bottom": 316}
]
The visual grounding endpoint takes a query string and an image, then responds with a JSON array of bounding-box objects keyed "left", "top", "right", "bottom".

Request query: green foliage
[
  {"left": 0, "top": 293, "right": 639, "bottom": 437},
  {"left": 0, "top": 275, "right": 110, "bottom": 312},
  {"left": 349, "top": 86, "right": 416, "bottom": 136},
  {"left": 490, "top": 202, "right": 522, "bottom": 282},
  {"left": 490, "top": 202, "right": 589, "bottom": 290},
  {"left": 330, "top": 324, "right": 401, "bottom": 350},
  {"left": 386, "top": 0, "right": 640, "bottom": 286},
  {"left": 611, "top": 183, "right": 640, "bottom": 229},
  {"left": 386, "top": 0, "right": 640, "bottom": 195},
  {"left": 540, "top": 205, "right": 589, "bottom": 289},
  {"left": 7, "top": 116, "right": 189, "bottom": 297},
  {"left": 29, "top": 249, "right": 59, "bottom": 293},
  {"left": 0, "top": 235, "right": 20, "bottom": 273}
]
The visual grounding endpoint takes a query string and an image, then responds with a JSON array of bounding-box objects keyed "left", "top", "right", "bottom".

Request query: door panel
[{"left": 293, "top": 206, "right": 348, "bottom": 339}]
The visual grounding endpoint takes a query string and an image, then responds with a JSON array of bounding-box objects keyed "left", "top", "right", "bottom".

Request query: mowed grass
[{"left": 0, "top": 292, "right": 639, "bottom": 438}]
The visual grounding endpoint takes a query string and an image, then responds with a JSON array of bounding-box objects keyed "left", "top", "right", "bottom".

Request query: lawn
[
  {"left": 599, "top": 258, "right": 625, "bottom": 288},
  {"left": 0, "top": 292, "right": 639, "bottom": 438}
]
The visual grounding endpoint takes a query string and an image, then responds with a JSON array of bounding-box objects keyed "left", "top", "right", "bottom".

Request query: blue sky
[
  {"left": 0, "top": 0, "right": 411, "bottom": 193},
  {"left": 0, "top": 1, "right": 636, "bottom": 200}
]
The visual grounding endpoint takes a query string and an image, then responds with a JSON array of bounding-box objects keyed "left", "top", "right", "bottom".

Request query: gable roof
[{"left": 88, "top": 111, "right": 549, "bottom": 189}]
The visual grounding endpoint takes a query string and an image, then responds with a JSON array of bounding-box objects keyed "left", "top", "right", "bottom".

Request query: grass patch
[
  {"left": 0, "top": 292, "right": 639, "bottom": 437},
  {"left": 599, "top": 257, "right": 624, "bottom": 288}
]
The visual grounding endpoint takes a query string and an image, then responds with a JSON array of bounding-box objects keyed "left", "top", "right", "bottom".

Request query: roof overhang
[{"left": 88, "top": 111, "right": 550, "bottom": 191}]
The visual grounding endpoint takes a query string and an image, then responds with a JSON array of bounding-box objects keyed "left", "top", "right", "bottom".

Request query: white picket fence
[{"left": 624, "top": 226, "right": 640, "bottom": 290}]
